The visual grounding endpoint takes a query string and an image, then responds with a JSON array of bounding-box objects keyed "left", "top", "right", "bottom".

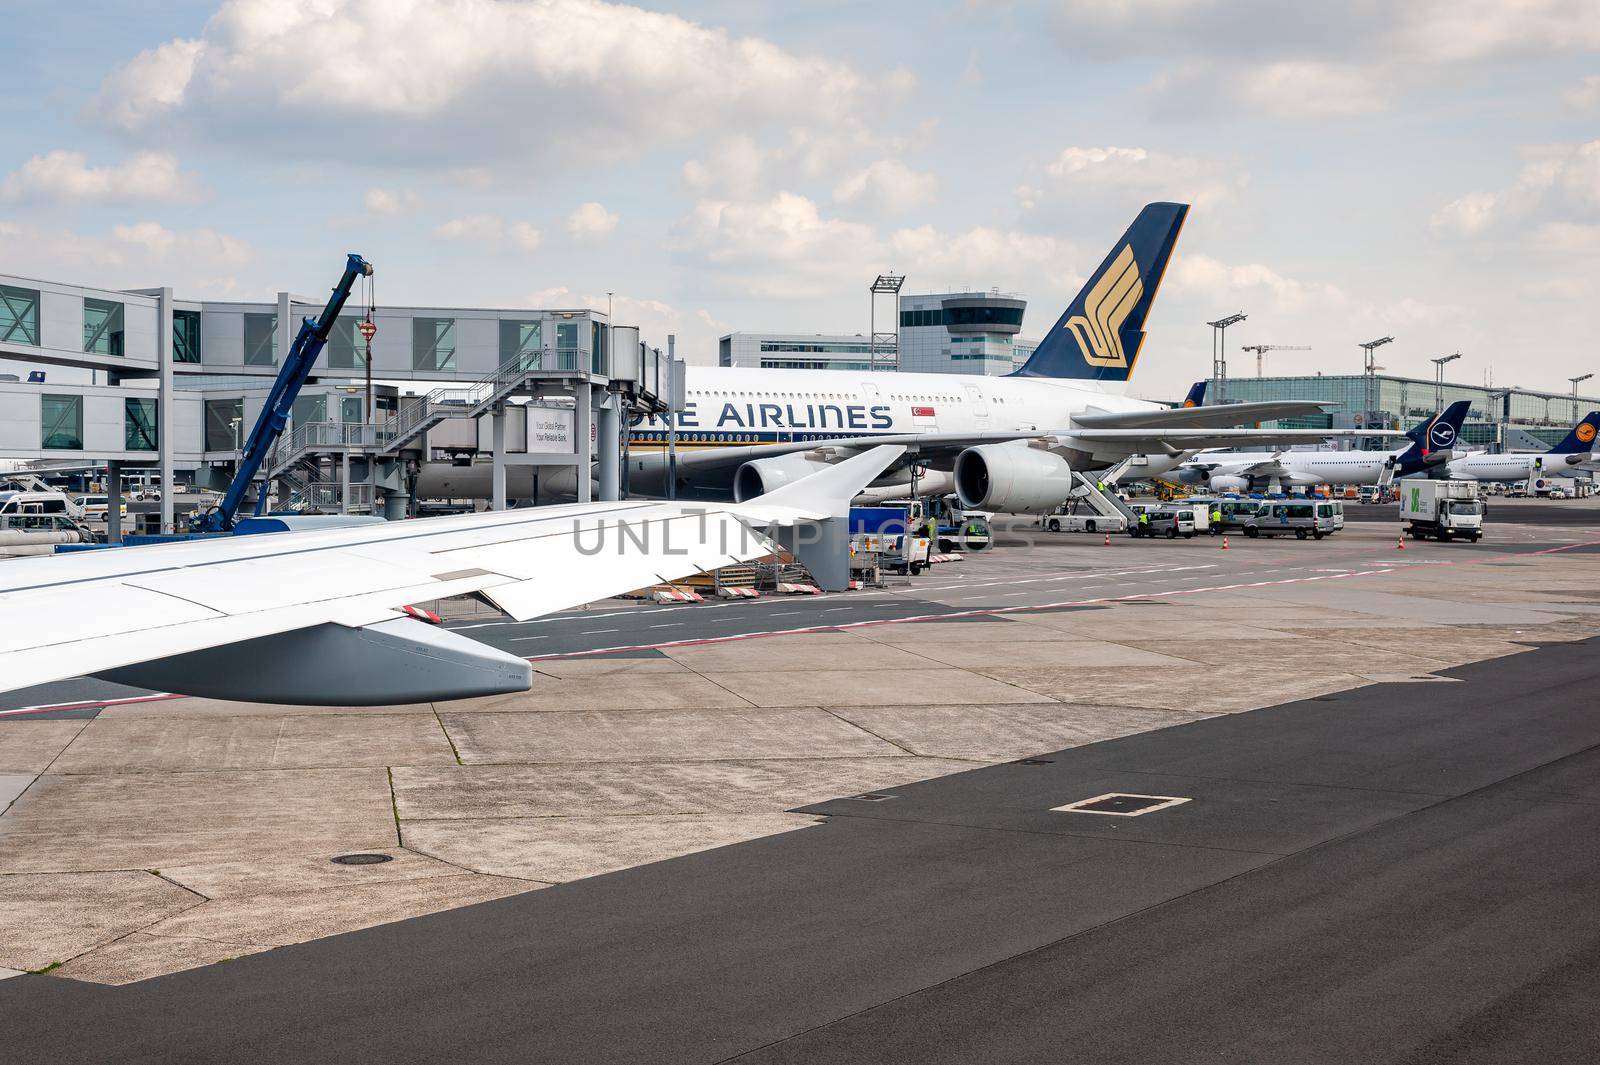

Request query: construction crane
[
  {"left": 1240, "top": 344, "right": 1311, "bottom": 378},
  {"left": 192, "top": 253, "right": 374, "bottom": 533}
]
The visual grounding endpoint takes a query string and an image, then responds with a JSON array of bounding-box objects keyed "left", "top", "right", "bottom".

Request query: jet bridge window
[
  {"left": 413, "top": 318, "right": 457, "bottom": 372},
  {"left": 0, "top": 284, "right": 40, "bottom": 346},
  {"left": 244, "top": 313, "right": 277, "bottom": 366},
  {"left": 125, "top": 397, "right": 157, "bottom": 451},
  {"left": 83, "top": 298, "right": 124, "bottom": 357},
  {"left": 327, "top": 320, "right": 365, "bottom": 368},
  {"left": 41, "top": 394, "right": 83, "bottom": 450}
]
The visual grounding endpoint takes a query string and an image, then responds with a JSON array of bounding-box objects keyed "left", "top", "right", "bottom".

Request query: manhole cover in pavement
[
  {"left": 1052, "top": 793, "right": 1191, "bottom": 817},
  {"left": 331, "top": 853, "right": 394, "bottom": 865}
]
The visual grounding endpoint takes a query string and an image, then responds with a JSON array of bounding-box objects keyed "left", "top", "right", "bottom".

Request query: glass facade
[
  {"left": 339, "top": 396, "right": 364, "bottom": 423},
  {"left": 591, "top": 320, "right": 608, "bottom": 375},
  {"left": 327, "top": 320, "right": 365, "bottom": 368},
  {"left": 174, "top": 309, "right": 201, "bottom": 363},
  {"left": 1, "top": 285, "right": 40, "bottom": 346},
  {"left": 83, "top": 298, "right": 124, "bottom": 356},
  {"left": 902, "top": 306, "right": 1024, "bottom": 328},
  {"left": 205, "top": 397, "right": 244, "bottom": 451},
  {"left": 41, "top": 394, "right": 82, "bottom": 450},
  {"left": 413, "top": 317, "right": 456, "bottom": 371},
  {"left": 760, "top": 358, "right": 874, "bottom": 370},
  {"left": 124, "top": 397, "right": 157, "bottom": 451},
  {"left": 243, "top": 313, "right": 276, "bottom": 366},
  {"left": 1220, "top": 374, "right": 1600, "bottom": 441}
]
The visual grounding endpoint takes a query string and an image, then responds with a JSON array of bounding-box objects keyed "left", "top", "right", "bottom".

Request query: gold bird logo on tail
[{"left": 1063, "top": 244, "right": 1142, "bottom": 368}]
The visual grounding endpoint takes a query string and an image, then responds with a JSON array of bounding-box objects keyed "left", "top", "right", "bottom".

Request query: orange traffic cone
[
  {"left": 1222, "top": 535, "right": 1229, "bottom": 550},
  {"left": 1396, "top": 531, "right": 1406, "bottom": 550},
  {"left": 1103, "top": 532, "right": 1110, "bottom": 546}
]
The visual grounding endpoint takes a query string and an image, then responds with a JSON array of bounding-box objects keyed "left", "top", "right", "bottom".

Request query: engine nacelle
[
  {"left": 954, "top": 443, "right": 1074, "bottom": 513},
  {"left": 733, "top": 452, "right": 836, "bottom": 502},
  {"left": 1208, "top": 475, "right": 1250, "bottom": 493}
]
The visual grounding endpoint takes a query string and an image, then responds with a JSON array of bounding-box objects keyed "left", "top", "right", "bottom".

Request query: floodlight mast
[
  {"left": 1206, "top": 313, "right": 1247, "bottom": 402},
  {"left": 1431, "top": 352, "right": 1462, "bottom": 410},
  {"left": 1570, "top": 373, "right": 1594, "bottom": 421},
  {"left": 1359, "top": 336, "right": 1394, "bottom": 445},
  {"left": 869, "top": 274, "right": 905, "bottom": 372}
]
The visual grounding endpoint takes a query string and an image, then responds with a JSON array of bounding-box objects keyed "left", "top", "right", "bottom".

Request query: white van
[{"left": 0, "top": 490, "right": 83, "bottom": 520}]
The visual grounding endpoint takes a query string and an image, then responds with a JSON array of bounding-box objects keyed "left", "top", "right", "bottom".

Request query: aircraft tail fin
[
  {"left": 1181, "top": 381, "right": 1207, "bottom": 407},
  {"left": 1398, "top": 400, "right": 1470, "bottom": 460},
  {"left": 1547, "top": 412, "right": 1600, "bottom": 454},
  {"left": 1011, "top": 202, "right": 1189, "bottom": 383}
]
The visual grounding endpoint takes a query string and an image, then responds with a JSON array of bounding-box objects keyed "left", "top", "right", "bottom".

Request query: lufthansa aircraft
[
  {"left": 1176, "top": 401, "right": 1473, "bottom": 492},
  {"left": 422, "top": 204, "right": 1394, "bottom": 514},
  {"left": 1443, "top": 413, "right": 1600, "bottom": 483}
]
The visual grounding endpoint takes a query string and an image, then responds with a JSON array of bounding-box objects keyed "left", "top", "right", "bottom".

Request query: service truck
[
  {"left": 1401, "top": 480, "right": 1484, "bottom": 542},
  {"left": 848, "top": 504, "right": 934, "bottom": 575}
]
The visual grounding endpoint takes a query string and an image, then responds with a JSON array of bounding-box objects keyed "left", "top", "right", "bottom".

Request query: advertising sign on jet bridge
[{"left": 526, "top": 405, "right": 576, "bottom": 453}]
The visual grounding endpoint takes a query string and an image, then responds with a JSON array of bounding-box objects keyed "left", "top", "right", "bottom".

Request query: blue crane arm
[{"left": 200, "top": 253, "right": 372, "bottom": 532}]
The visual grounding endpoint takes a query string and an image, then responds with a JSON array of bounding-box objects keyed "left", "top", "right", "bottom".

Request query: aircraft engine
[
  {"left": 732, "top": 452, "right": 836, "bottom": 501},
  {"left": 1208, "top": 475, "right": 1250, "bottom": 493},
  {"left": 954, "top": 443, "right": 1074, "bottom": 513}
]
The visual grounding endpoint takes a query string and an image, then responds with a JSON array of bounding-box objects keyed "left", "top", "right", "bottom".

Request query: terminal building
[
  {"left": 1218, "top": 374, "right": 1600, "bottom": 450},
  {"left": 0, "top": 269, "right": 676, "bottom": 532},
  {"left": 719, "top": 289, "right": 1037, "bottom": 375}
]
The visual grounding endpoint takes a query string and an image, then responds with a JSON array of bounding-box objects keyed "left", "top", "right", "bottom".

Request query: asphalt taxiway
[
  {"left": 3, "top": 509, "right": 1600, "bottom": 1060},
  {"left": 2, "top": 626, "right": 1598, "bottom": 1063}
]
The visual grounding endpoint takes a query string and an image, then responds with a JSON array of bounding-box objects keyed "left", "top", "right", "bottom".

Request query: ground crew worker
[{"left": 1137, "top": 510, "right": 1150, "bottom": 535}]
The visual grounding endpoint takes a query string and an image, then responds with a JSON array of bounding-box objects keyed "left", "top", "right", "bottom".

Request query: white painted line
[
  {"left": 579, "top": 628, "right": 619, "bottom": 635},
  {"left": 509, "top": 635, "right": 548, "bottom": 642}
]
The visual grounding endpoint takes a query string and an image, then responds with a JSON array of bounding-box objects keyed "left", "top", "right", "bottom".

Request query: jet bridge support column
[
  {"left": 156, "top": 287, "right": 174, "bottom": 534},
  {"left": 106, "top": 461, "right": 123, "bottom": 543},
  {"left": 576, "top": 381, "right": 593, "bottom": 504},
  {"left": 597, "top": 394, "right": 620, "bottom": 501},
  {"left": 490, "top": 406, "right": 507, "bottom": 512}
]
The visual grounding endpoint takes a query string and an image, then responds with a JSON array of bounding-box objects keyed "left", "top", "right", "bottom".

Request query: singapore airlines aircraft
[
  {"left": 422, "top": 204, "right": 1392, "bottom": 513},
  {"left": 1175, "top": 401, "right": 1472, "bottom": 492},
  {"left": 1443, "top": 413, "right": 1599, "bottom": 483},
  {"left": 623, "top": 203, "right": 1401, "bottom": 512}
]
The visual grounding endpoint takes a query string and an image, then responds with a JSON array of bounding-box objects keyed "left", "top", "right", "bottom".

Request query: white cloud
[
  {"left": 1037, "top": 145, "right": 1241, "bottom": 206},
  {"left": 1171, "top": 253, "right": 1348, "bottom": 314},
  {"left": 1050, "top": 1, "right": 1600, "bottom": 118},
  {"left": 1, "top": 150, "right": 201, "bottom": 203},
  {"left": 1564, "top": 74, "right": 1600, "bottom": 109},
  {"left": 832, "top": 160, "right": 938, "bottom": 214},
  {"left": 363, "top": 187, "right": 419, "bottom": 215},
  {"left": 1433, "top": 140, "right": 1600, "bottom": 240},
  {"left": 566, "top": 202, "right": 619, "bottom": 239},
  {"left": 1431, "top": 191, "right": 1500, "bottom": 235},
  {"left": 677, "top": 192, "right": 876, "bottom": 297},
  {"left": 0, "top": 220, "right": 253, "bottom": 296},
  {"left": 92, "top": 0, "right": 889, "bottom": 173},
  {"left": 675, "top": 190, "right": 1080, "bottom": 303},
  {"left": 433, "top": 214, "right": 542, "bottom": 250}
]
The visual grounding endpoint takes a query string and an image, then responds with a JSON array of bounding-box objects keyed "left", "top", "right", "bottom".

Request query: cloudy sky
[{"left": 2, "top": 0, "right": 1597, "bottom": 400}]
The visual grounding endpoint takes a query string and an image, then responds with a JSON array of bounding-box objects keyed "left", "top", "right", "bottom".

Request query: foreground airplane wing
[{"left": 0, "top": 447, "right": 904, "bottom": 706}]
